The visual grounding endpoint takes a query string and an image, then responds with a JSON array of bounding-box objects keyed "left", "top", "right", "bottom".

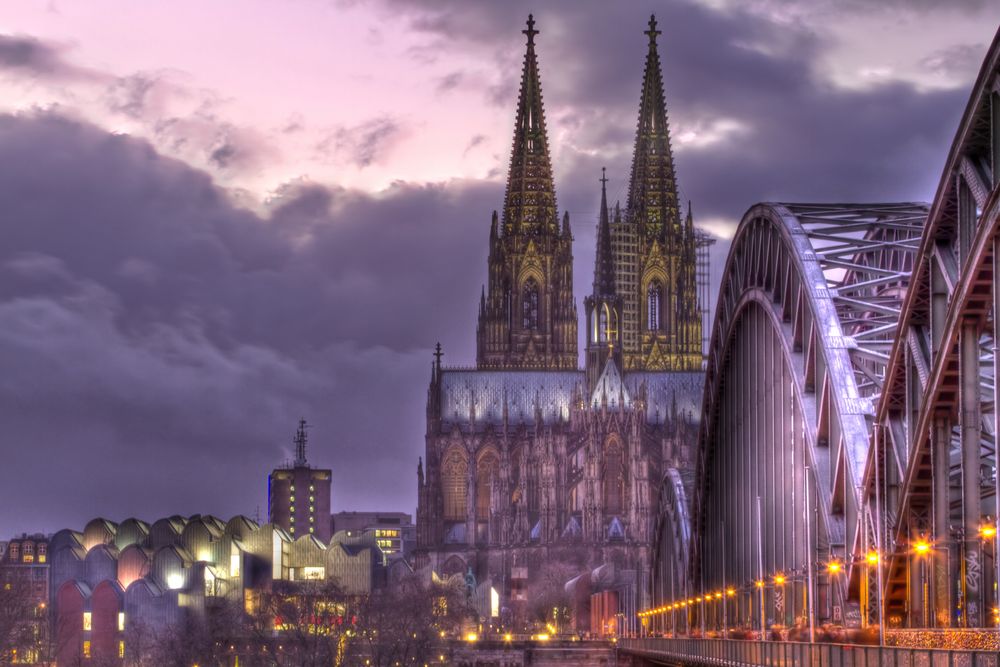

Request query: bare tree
[
  {"left": 243, "top": 579, "right": 354, "bottom": 667},
  {"left": 353, "top": 573, "right": 472, "bottom": 667},
  {"left": 0, "top": 576, "right": 40, "bottom": 665},
  {"left": 527, "top": 559, "right": 578, "bottom": 633}
]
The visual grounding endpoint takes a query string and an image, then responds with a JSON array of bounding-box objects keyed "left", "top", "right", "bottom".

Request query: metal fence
[{"left": 619, "top": 638, "right": 1000, "bottom": 667}]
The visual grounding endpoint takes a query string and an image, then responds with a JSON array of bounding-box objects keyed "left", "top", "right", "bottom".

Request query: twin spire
[
  {"left": 627, "top": 14, "right": 680, "bottom": 242},
  {"left": 502, "top": 13, "right": 559, "bottom": 236}
]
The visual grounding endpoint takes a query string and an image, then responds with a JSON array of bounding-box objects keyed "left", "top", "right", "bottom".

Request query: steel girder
[
  {"left": 866, "top": 28, "right": 1000, "bottom": 629},
  {"left": 649, "top": 468, "right": 694, "bottom": 634},
  {"left": 669, "top": 202, "right": 926, "bottom": 632}
]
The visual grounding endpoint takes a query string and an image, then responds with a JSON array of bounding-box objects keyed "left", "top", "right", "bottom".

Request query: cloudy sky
[{"left": 0, "top": 0, "right": 996, "bottom": 537}]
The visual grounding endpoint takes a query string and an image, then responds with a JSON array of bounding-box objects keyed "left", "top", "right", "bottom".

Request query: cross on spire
[
  {"left": 523, "top": 14, "right": 538, "bottom": 46},
  {"left": 434, "top": 342, "right": 443, "bottom": 366},
  {"left": 645, "top": 14, "right": 661, "bottom": 46},
  {"left": 600, "top": 166, "right": 608, "bottom": 189}
]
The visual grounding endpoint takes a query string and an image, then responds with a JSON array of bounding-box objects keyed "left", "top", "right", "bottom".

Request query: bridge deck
[{"left": 619, "top": 638, "right": 1000, "bottom": 667}]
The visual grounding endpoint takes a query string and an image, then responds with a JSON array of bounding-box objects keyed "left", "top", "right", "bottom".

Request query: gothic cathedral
[{"left": 415, "top": 15, "right": 704, "bottom": 630}]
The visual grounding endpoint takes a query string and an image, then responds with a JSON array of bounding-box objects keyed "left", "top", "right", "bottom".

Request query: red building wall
[
  {"left": 56, "top": 582, "right": 86, "bottom": 666},
  {"left": 91, "top": 580, "right": 122, "bottom": 663}
]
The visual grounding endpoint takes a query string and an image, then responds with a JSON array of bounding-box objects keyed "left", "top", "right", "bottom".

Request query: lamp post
[
  {"left": 979, "top": 520, "right": 998, "bottom": 626},
  {"left": 913, "top": 536, "right": 932, "bottom": 627},
  {"left": 756, "top": 496, "right": 765, "bottom": 639}
]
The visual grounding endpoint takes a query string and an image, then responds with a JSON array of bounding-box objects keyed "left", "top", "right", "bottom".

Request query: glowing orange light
[
  {"left": 726, "top": 588, "right": 736, "bottom": 597},
  {"left": 774, "top": 574, "right": 786, "bottom": 585},
  {"left": 755, "top": 580, "right": 764, "bottom": 589},
  {"left": 866, "top": 551, "right": 879, "bottom": 565},
  {"left": 827, "top": 561, "right": 842, "bottom": 574},
  {"left": 913, "top": 540, "right": 931, "bottom": 555},
  {"left": 981, "top": 524, "right": 997, "bottom": 539}
]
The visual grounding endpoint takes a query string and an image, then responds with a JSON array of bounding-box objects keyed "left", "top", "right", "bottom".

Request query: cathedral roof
[
  {"left": 590, "top": 358, "right": 630, "bottom": 409},
  {"left": 437, "top": 367, "right": 704, "bottom": 426},
  {"left": 502, "top": 14, "right": 559, "bottom": 236},
  {"left": 625, "top": 371, "right": 703, "bottom": 424},
  {"left": 440, "top": 369, "right": 582, "bottom": 426},
  {"left": 626, "top": 14, "right": 681, "bottom": 241}
]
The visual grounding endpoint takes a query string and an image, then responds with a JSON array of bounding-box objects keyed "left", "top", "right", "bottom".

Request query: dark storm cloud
[
  {"left": 0, "top": 34, "right": 86, "bottom": 79},
  {"left": 0, "top": 112, "right": 495, "bottom": 536},
  {"left": 3, "top": 0, "right": 993, "bottom": 538},
  {"left": 378, "top": 0, "right": 981, "bottom": 231}
]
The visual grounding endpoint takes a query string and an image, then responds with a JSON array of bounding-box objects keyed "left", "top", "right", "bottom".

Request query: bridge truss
[{"left": 646, "top": 27, "right": 1000, "bottom": 637}]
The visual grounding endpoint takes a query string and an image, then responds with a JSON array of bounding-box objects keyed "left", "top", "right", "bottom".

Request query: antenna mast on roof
[{"left": 294, "top": 418, "right": 309, "bottom": 466}]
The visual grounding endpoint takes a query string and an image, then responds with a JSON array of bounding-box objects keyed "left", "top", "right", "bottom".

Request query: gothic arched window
[
  {"left": 647, "top": 281, "right": 662, "bottom": 331},
  {"left": 604, "top": 439, "right": 625, "bottom": 515},
  {"left": 599, "top": 306, "right": 609, "bottom": 343},
  {"left": 475, "top": 452, "right": 499, "bottom": 521},
  {"left": 522, "top": 278, "right": 539, "bottom": 330},
  {"left": 442, "top": 449, "right": 468, "bottom": 521}
]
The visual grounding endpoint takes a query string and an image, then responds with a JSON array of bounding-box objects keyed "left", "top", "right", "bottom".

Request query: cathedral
[{"left": 415, "top": 15, "right": 704, "bottom": 630}]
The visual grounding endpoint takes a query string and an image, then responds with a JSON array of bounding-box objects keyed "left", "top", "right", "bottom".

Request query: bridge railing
[{"left": 619, "top": 638, "right": 1000, "bottom": 666}]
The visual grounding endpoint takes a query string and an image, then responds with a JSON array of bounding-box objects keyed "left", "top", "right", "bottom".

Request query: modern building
[
  {"left": 415, "top": 15, "right": 704, "bottom": 634},
  {"left": 268, "top": 420, "right": 333, "bottom": 543},
  {"left": 48, "top": 514, "right": 386, "bottom": 666},
  {"left": 331, "top": 511, "right": 414, "bottom": 558}
]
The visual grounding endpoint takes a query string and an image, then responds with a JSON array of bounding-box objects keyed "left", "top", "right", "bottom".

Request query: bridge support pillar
[
  {"left": 960, "top": 321, "right": 984, "bottom": 627},
  {"left": 932, "top": 416, "right": 953, "bottom": 627}
]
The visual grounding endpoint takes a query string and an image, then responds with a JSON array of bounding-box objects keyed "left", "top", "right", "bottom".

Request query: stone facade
[{"left": 415, "top": 15, "right": 704, "bottom": 632}]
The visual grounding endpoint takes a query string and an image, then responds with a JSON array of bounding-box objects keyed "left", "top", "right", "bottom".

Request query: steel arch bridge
[
  {"left": 644, "top": 26, "right": 1000, "bottom": 640},
  {"left": 866, "top": 31, "right": 1000, "bottom": 630}
]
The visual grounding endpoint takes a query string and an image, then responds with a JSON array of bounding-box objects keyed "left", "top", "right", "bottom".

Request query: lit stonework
[{"left": 416, "top": 14, "right": 706, "bottom": 635}]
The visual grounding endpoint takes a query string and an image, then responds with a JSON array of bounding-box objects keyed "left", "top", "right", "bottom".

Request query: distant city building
[
  {"left": 48, "top": 514, "right": 387, "bottom": 666},
  {"left": 415, "top": 15, "right": 704, "bottom": 634},
  {"left": 331, "top": 511, "right": 414, "bottom": 558},
  {"left": 268, "top": 420, "right": 332, "bottom": 543}
]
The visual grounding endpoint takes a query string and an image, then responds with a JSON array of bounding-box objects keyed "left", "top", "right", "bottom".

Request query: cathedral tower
[
  {"left": 619, "top": 15, "right": 702, "bottom": 371},
  {"left": 476, "top": 15, "right": 577, "bottom": 370},
  {"left": 584, "top": 168, "right": 623, "bottom": 391}
]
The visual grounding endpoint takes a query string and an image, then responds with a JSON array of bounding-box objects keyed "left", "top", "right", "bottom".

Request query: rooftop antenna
[{"left": 294, "top": 418, "right": 309, "bottom": 466}]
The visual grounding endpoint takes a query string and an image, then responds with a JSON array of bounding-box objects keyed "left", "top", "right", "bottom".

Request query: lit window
[
  {"left": 230, "top": 552, "right": 241, "bottom": 578},
  {"left": 118, "top": 612, "right": 125, "bottom": 632},
  {"left": 37, "top": 555, "right": 46, "bottom": 564},
  {"left": 118, "top": 640, "right": 125, "bottom": 659},
  {"left": 23, "top": 555, "right": 34, "bottom": 563},
  {"left": 83, "top": 641, "right": 91, "bottom": 659},
  {"left": 83, "top": 612, "right": 92, "bottom": 631}
]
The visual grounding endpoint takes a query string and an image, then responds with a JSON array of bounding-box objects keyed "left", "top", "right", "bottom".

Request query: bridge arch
[
  {"left": 866, "top": 29, "right": 1000, "bottom": 629},
  {"left": 647, "top": 203, "right": 924, "bottom": 634}
]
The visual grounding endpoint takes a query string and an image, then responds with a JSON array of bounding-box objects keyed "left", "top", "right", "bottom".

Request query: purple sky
[{"left": 0, "top": 0, "right": 996, "bottom": 537}]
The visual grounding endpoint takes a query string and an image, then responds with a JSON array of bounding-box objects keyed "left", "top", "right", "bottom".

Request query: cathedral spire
[
  {"left": 502, "top": 14, "right": 558, "bottom": 235},
  {"left": 627, "top": 14, "right": 680, "bottom": 241},
  {"left": 593, "top": 167, "right": 615, "bottom": 296}
]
